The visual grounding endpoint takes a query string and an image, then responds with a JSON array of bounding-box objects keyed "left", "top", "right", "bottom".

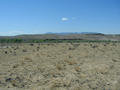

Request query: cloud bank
[{"left": 61, "top": 17, "right": 69, "bottom": 21}]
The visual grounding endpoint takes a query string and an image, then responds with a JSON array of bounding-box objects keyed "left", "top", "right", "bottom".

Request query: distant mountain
[
  {"left": 46, "top": 32, "right": 80, "bottom": 35},
  {"left": 46, "top": 32, "right": 104, "bottom": 35},
  {"left": 0, "top": 32, "right": 120, "bottom": 41}
]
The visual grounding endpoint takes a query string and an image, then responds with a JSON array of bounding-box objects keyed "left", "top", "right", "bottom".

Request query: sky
[{"left": 0, "top": 0, "right": 120, "bottom": 36}]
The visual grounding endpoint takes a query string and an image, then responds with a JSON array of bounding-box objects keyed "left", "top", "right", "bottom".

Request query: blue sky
[{"left": 0, "top": 0, "right": 120, "bottom": 36}]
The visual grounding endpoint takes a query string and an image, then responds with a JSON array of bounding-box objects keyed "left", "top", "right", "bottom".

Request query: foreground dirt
[{"left": 0, "top": 43, "right": 120, "bottom": 90}]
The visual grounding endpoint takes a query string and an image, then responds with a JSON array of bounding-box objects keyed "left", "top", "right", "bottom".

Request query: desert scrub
[
  {"left": 22, "top": 49, "right": 27, "bottom": 52},
  {"left": 21, "top": 57, "right": 33, "bottom": 65},
  {"left": 36, "top": 53, "right": 40, "bottom": 57},
  {"left": 64, "top": 59, "right": 77, "bottom": 65},
  {"left": 24, "top": 57, "right": 32, "bottom": 61},
  {"left": 74, "top": 66, "right": 81, "bottom": 72},
  {"left": 5, "top": 76, "right": 25, "bottom": 88},
  {"left": 56, "top": 64, "right": 64, "bottom": 70}
]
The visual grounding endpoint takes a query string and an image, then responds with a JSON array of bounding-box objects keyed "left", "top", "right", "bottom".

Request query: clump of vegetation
[
  {"left": 74, "top": 66, "right": 81, "bottom": 72},
  {"left": 22, "top": 49, "right": 27, "bottom": 52},
  {"left": 24, "top": 57, "right": 32, "bottom": 61},
  {"left": 64, "top": 59, "right": 77, "bottom": 65},
  {"left": 5, "top": 51, "right": 8, "bottom": 54},
  {"left": 36, "top": 46, "right": 40, "bottom": 51},
  {"left": 0, "top": 38, "right": 119, "bottom": 43},
  {"left": 29, "top": 43, "right": 34, "bottom": 46},
  {"left": 0, "top": 39, "right": 23, "bottom": 43},
  {"left": 56, "top": 64, "right": 63, "bottom": 70}
]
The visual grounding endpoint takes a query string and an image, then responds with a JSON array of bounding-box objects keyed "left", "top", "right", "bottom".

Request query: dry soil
[{"left": 0, "top": 43, "right": 120, "bottom": 90}]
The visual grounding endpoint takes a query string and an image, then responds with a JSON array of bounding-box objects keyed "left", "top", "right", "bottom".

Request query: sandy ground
[{"left": 0, "top": 43, "right": 120, "bottom": 90}]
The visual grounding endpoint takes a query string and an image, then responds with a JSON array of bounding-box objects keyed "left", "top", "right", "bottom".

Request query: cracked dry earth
[{"left": 0, "top": 43, "right": 120, "bottom": 90}]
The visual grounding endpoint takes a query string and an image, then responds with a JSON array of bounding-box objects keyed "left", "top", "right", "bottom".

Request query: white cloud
[
  {"left": 0, "top": 30, "right": 24, "bottom": 36},
  {"left": 61, "top": 17, "right": 69, "bottom": 21},
  {"left": 8, "top": 31, "right": 24, "bottom": 36}
]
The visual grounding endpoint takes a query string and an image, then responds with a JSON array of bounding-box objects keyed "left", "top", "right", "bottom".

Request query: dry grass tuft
[
  {"left": 21, "top": 57, "right": 33, "bottom": 65},
  {"left": 64, "top": 59, "right": 77, "bottom": 65},
  {"left": 74, "top": 66, "right": 81, "bottom": 72},
  {"left": 56, "top": 64, "right": 63, "bottom": 70},
  {"left": 24, "top": 57, "right": 32, "bottom": 61},
  {"left": 36, "top": 53, "right": 40, "bottom": 57}
]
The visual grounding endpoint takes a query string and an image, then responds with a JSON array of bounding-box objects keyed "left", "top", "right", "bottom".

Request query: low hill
[{"left": 0, "top": 33, "right": 120, "bottom": 41}]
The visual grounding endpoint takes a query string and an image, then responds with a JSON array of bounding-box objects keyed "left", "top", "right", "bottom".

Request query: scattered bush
[
  {"left": 22, "top": 49, "right": 27, "bottom": 52},
  {"left": 0, "top": 39, "right": 119, "bottom": 43},
  {"left": 5, "top": 51, "right": 8, "bottom": 54}
]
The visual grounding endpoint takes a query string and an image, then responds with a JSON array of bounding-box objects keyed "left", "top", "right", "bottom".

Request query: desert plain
[{"left": 0, "top": 42, "right": 120, "bottom": 90}]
